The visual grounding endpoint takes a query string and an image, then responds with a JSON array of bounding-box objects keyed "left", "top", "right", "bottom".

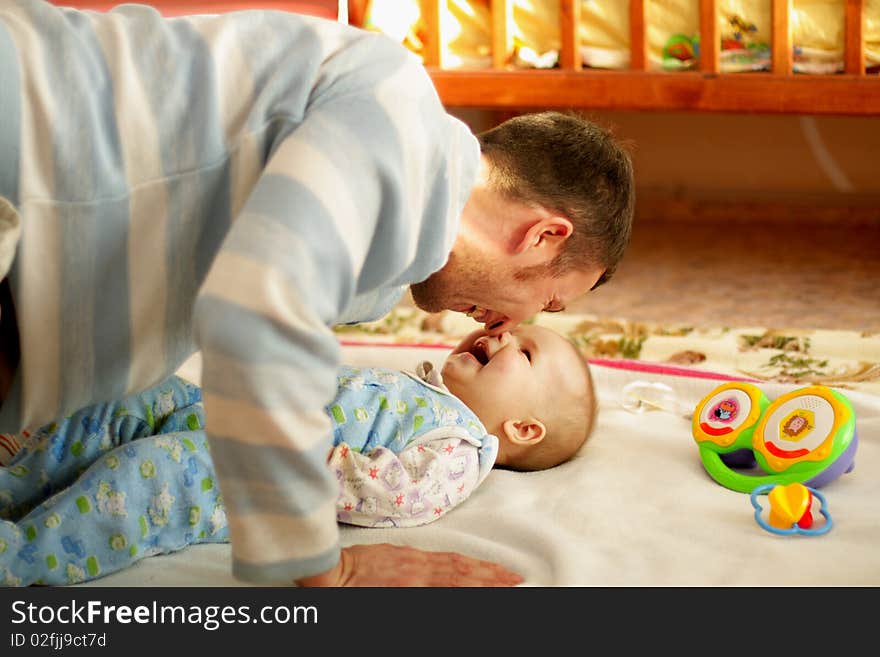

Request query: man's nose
[{"left": 483, "top": 317, "right": 519, "bottom": 335}]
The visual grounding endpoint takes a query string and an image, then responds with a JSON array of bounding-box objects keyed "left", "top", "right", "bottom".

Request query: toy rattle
[
  {"left": 692, "top": 382, "right": 857, "bottom": 493},
  {"left": 750, "top": 482, "right": 832, "bottom": 536}
]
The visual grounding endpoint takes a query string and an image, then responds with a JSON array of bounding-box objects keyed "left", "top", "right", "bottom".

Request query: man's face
[
  {"left": 410, "top": 241, "right": 603, "bottom": 334},
  {"left": 410, "top": 155, "right": 605, "bottom": 334}
]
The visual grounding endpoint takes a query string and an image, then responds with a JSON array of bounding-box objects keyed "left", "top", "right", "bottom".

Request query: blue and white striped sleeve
[{"left": 193, "top": 35, "right": 478, "bottom": 583}]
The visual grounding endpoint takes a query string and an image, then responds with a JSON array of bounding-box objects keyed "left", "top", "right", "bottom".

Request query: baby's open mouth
[{"left": 469, "top": 340, "right": 489, "bottom": 365}]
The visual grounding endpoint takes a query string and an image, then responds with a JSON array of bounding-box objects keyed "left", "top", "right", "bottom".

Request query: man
[{"left": 0, "top": 1, "right": 633, "bottom": 586}]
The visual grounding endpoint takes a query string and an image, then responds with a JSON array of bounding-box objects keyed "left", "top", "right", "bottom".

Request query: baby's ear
[{"left": 501, "top": 418, "right": 546, "bottom": 446}]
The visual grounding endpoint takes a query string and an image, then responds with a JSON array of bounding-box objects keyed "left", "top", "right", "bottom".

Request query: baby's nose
[
  {"left": 476, "top": 332, "right": 511, "bottom": 358},
  {"left": 493, "top": 331, "right": 518, "bottom": 353}
]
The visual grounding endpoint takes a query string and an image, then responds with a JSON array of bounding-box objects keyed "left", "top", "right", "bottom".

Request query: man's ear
[
  {"left": 501, "top": 418, "right": 547, "bottom": 446},
  {"left": 514, "top": 215, "right": 574, "bottom": 256}
]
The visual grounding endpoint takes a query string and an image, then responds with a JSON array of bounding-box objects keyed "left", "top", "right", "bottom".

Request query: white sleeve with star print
[{"left": 328, "top": 427, "right": 497, "bottom": 528}]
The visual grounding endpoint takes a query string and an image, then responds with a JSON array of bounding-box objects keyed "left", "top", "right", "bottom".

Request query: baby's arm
[{"left": 327, "top": 435, "right": 483, "bottom": 528}]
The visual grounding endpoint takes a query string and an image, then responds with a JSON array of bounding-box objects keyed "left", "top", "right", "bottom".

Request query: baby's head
[{"left": 441, "top": 324, "right": 597, "bottom": 471}]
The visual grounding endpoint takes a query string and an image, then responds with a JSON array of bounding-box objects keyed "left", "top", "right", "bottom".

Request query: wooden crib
[
  {"left": 419, "top": 0, "right": 879, "bottom": 116},
  {"left": 50, "top": 1, "right": 879, "bottom": 116}
]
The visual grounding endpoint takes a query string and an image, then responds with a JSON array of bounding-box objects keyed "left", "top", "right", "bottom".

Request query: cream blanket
[{"left": 79, "top": 340, "right": 880, "bottom": 587}]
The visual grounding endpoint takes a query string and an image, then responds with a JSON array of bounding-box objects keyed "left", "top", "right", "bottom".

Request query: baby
[
  {"left": 329, "top": 324, "right": 596, "bottom": 526},
  {"left": 0, "top": 325, "right": 596, "bottom": 586}
]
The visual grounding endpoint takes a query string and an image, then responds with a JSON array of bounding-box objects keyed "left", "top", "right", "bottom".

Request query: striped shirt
[{"left": 0, "top": 0, "right": 479, "bottom": 583}]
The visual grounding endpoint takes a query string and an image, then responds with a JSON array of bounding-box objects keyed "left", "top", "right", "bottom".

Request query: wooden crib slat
[
  {"left": 421, "top": 0, "right": 442, "bottom": 67},
  {"left": 424, "top": 0, "right": 879, "bottom": 116},
  {"left": 491, "top": 0, "right": 513, "bottom": 69},
  {"left": 771, "top": 0, "right": 793, "bottom": 75},
  {"left": 845, "top": 0, "right": 866, "bottom": 75},
  {"left": 346, "top": 0, "right": 371, "bottom": 27},
  {"left": 629, "top": 0, "right": 647, "bottom": 71},
  {"left": 699, "top": 0, "right": 720, "bottom": 73},
  {"left": 559, "top": 0, "right": 583, "bottom": 71},
  {"left": 559, "top": 0, "right": 582, "bottom": 70}
]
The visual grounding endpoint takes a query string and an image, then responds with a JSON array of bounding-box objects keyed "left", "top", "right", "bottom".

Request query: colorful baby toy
[
  {"left": 750, "top": 482, "right": 833, "bottom": 536},
  {"left": 692, "top": 382, "right": 858, "bottom": 494}
]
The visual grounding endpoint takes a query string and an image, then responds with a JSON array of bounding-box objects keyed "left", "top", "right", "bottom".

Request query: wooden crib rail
[{"left": 423, "top": 0, "right": 879, "bottom": 115}]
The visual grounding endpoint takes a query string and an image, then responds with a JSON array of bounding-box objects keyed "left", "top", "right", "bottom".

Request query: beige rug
[{"left": 334, "top": 307, "right": 880, "bottom": 397}]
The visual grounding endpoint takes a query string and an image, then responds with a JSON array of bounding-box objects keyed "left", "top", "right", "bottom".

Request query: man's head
[
  {"left": 410, "top": 111, "right": 635, "bottom": 334},
  {"left": 441, "top": 324, "right": 597, "bottom": 471}
]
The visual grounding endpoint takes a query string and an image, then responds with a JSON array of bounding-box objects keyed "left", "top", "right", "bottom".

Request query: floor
[{"left": 563, "top": 217, "right": 880, "bottom": 332}]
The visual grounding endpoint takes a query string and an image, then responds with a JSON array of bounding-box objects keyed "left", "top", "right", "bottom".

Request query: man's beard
[
  {"left": 410, "top": 247, "right": 552, "bottom": 313},
  {"left": 409, "top": 248, "right": 493, "bottom": 313},
  {"left": 409, "top": 255, "right": 463, "bottom": 313}
]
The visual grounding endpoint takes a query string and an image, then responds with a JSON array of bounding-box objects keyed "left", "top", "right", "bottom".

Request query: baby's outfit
[
  {"left": 328, "top": 364, "right": 497, "bottom": 528},
  {"left": 0, "top": 377, "right": 220, "bottom": 586},
  {"left": 0, "top": 365, "right": 497, "bottom": 585}
]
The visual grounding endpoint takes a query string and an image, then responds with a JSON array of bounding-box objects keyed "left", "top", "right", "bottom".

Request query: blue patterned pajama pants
[{"left": 0, "top": 376, "right": 228, "bottom": 586}]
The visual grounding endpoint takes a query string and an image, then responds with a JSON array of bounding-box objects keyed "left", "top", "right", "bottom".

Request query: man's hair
[
  {"left": 477, "top": 111, "right": 635, "bottom": 289},
  {"left": 504, "top": 342, "right": 597, "bottom": 472}
]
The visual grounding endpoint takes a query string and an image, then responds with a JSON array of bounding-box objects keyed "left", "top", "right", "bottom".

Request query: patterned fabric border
[{"left": 334, "top": 307, "right": 880, "bottom": 397}]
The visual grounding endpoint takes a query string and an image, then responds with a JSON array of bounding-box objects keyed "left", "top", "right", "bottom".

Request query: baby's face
[{"left": 441, "top": 325, "right": 582, "bottom": 430}]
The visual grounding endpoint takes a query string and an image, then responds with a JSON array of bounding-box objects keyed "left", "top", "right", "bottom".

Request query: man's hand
[{"left": 295, "top": 543, "right": 523, "bottom": 587}]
